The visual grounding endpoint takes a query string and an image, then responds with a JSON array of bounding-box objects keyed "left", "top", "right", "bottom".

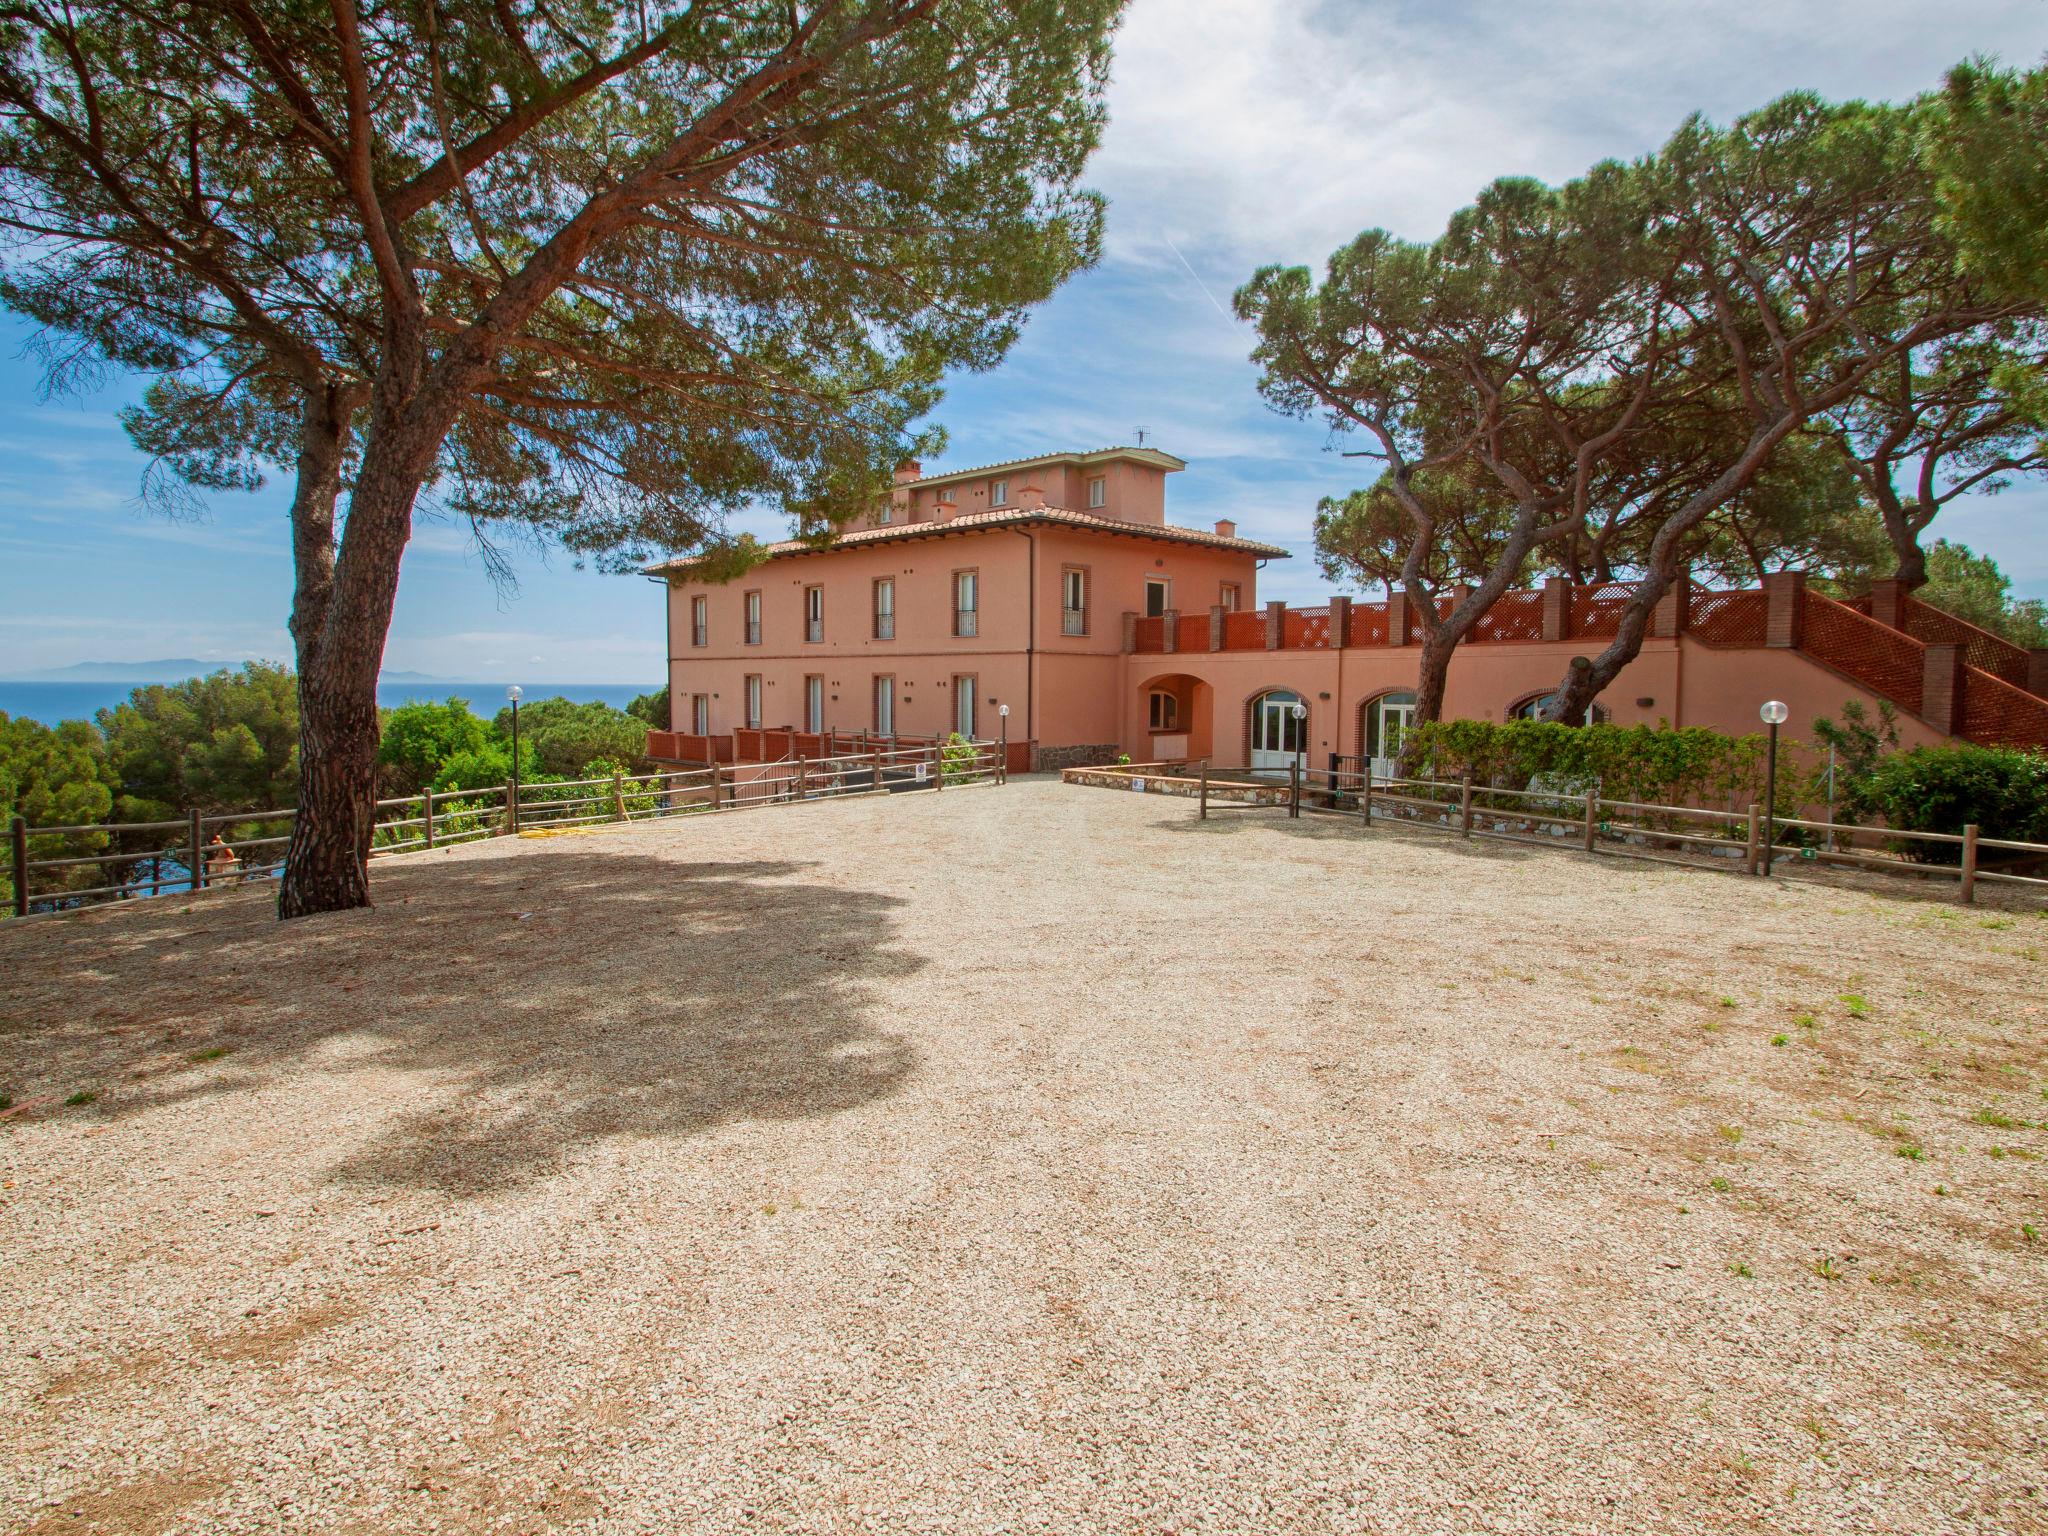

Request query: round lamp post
[
  {"left": 507, "top": 685, "right": 524, "bottom": 831},
  {"left": 1290, "top": 700, "right": 1308, "bottom": 818},
  {"left": 1760, "top": 699, "right": 1788, "bottom": 876},
  {"left": 998, "top": 703, "right": 1010, "bottom": 781}
]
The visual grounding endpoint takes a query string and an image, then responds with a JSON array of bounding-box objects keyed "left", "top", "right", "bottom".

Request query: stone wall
[
  {"left": 1059, "top": 766, "right": 1291, "bottom": 805},
  {"left": 1032, "top": 743, "right": 1124, "bottom": 773}
]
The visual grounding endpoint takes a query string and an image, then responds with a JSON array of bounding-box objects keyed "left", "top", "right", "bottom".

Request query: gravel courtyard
[{"left": 1, "top": 777, "right": 2044, "bottom": 1535}]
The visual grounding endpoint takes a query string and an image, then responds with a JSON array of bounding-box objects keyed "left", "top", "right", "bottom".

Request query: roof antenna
[{"left": 1135, "top": 426, "right": 1149, "bottom": 447}]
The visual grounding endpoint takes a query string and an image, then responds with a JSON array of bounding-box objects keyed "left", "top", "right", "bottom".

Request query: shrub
[
  {"left": 941, "top": 732, "right": 979, "bottom": 785},
  {"left": 1850, "top": 744, "right": 2048, "bottom": 863},
  {"left": 1402, "top": 719, "right": 1773, "bottom": 812}
]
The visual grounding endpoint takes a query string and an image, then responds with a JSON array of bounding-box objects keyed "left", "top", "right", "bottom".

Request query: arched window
[
  {"left": 1508, "top": 692, "right": 1610, "bottom": 724},
  {"left": 1148, "top": 689, "right": 1180, "bottom": 731}
]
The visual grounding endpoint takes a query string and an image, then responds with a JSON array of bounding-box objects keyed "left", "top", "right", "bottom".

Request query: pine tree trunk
[{"left": 277, "top": 385, "right": 434, "bottom": 919}]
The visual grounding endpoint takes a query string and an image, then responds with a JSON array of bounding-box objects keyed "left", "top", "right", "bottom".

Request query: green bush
[
  {"left": 1850, "top": 744, "right": 2048, "bottom": 863},
  {"left": 941, "top": 732, "right": 979, "bottom": 785}
]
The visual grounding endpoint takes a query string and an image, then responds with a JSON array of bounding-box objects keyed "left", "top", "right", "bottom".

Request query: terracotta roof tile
[{"left": 646, "top": 505, "right": 1289, "bottom": 576}]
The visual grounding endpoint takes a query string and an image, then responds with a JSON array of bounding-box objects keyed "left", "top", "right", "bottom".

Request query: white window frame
[
  {"left": 745, "top": 674, "right": 762, "bottom": 729},
  {"left": 953, "top": 674, "right": 977, "bottom": 739},
  {"left": 874, "top": 674, "right": 895, "bottom": 735},
  {"left": 805, "top": 674, "right": 824, "bottom": 733},
  {"left": 804, "top": 584, "right": 823, "bottom": 643},
  {"left": 1062, "top": 567, "right": 1087, "bottom": 636},
  {"left": 744, "top": 589, "right": 761, "bottom": 645},
  {"left": 990, "top": 478, "right": 1009, "bottom": 507},
  {"left": 1220, "top": 582, "right": 1241, "bottom": 612},
  {"left": 954, "top": 569, "right": 978, "bottom": 638},
  {"left": 1145, "top": 577, "right": 1170, "bottom": 618},
  {"left": 692, "top": 693, "right": 711, "bottom": 734},
  {"left": 1087, "top": 475, "right": 1106, "bottom": 509},
  {"left": 691, "top": 594, "right": 707, "bottom": 647},
  {"left": 1148, "top": 690, "right": 1179, "bottom": 731},
  {"left": 873, "top": 576, "right": 895, "bottom": 640}
]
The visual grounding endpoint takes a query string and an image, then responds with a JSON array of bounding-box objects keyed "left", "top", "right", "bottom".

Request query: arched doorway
[
  {"left": 1248, "top": 689, "right": 1307, "bottom": 775},
  {"left": 1137, "top": 673, "right": 1212, "bottom": 762},
  {"left": 1359, "top": 690, "right": 1416, "bottom": 779}
]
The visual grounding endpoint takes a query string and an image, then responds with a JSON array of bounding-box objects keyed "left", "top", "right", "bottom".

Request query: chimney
[
  {"left": 933, "top": 493, "right": 959, "bottom": 522},
  {"left": 1213, "top": 519, "right": 1237, "bottom": 539},
  {"left": 1016, "top": 480, "right": 1046, "bottom": 510},
  {"left": 893, "top": 459, "right": 921, "bottom": 485}
]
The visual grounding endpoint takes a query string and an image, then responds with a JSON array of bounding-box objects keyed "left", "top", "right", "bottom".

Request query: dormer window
[
  {"left": 1087, "top": 476, "right": 1106, "bottom": 509},
  {"left": 879, "top": 504, "right": 892, "bottom": 525},
  {"left": 990, "top": 478, "right": 1009, "bottom": 507}
]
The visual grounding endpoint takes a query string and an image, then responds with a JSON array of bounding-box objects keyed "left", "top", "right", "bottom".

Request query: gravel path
[{"left": 2, "top": 777, "right": 2044, "bottom": 1535}]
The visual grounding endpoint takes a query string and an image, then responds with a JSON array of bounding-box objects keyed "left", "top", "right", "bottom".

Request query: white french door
[
  {"left": 874, "top": 675, "right": 894, "bottom": 735},
  {"left": 806, "top": 675, "right": 824, "bottom": 732},
  {"left": 954, "top": 675, "right": 976, "bottom": 739},
  {"left": 1249, "top": 690, "right": 1304, "bottom": 774},
  {"left": 1367, "top": 691, "right": 1416, "bottom": 781}
]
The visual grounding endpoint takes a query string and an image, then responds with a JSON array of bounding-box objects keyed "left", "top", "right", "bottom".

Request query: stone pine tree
[
  {"left": 0, "top": 0, "right": 1124, "bottom": 915},
  {"left": 1241, "top": 87, "right": 2035, "bottom": 727}
]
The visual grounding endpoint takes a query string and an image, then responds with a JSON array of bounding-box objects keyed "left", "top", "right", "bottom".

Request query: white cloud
[{"left": 1096, "top": 0, "right": 2048, "bottom": 270}]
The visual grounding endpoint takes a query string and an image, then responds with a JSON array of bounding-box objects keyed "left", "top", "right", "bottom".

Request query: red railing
[
  {"left": 1801, "top": 595, "right": 1926, "bottom": 716},
  {"left": 1282, "top": 606, "right": 1331, "bottom": 648},
  {"left": 1569, "top": 582, "right": 1636, "bottom": 639},
  {"left": 1471, "top": 590, "right": 1544, "bottom": 643},
  {"left": 1223, "top": 610, "right": 1267, "bottom": 649},
  {"left": 1688, "top": 589, "right": 1769, "bottom": 647},
  {"left": 1132, "top": 616, "right": 1164, "bottom": 651},
  {"left": 1960, "top": 668, "right": 2048, "bottom": 750},
  {"left": 1900, "top": 596, "right": 2034, "bottom": 691},
  {"left": 1176, "top": 613, "right": 1210, "bottom": 652},
  {"left": 1347, "top": 603, "right": 1389, "bottom": 646}
]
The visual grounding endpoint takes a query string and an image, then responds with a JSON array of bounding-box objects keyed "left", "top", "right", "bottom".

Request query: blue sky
[{"left": 2, "top": 0, "right": 2044, "bottom": 682}]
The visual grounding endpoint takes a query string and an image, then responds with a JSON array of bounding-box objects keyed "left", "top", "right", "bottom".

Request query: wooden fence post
[
  {"left": 189, "top": 808, "right": 205, "bottom": 891},
  {"left": 712, "top": 762, "right": 725, "bottom": 809},
  {"left": 1582, "top": 788, "right": 1597, "bottom": 854},
  {"left": 613, "top": 769, "right": 628, "bottom": 821},
  {"left": 1289, "top": 757, "right": 1301, "bottom": 819},
  {"left": 932, "top": 744, "right": 943, "bottom": 791},
  {"left": 1361, "top": 761, "right": 1372, "bottom": 827},
  {"left": 423, "top": 792, "right": 435, "bottom": 850},
  {"left": 1459, "top": 774, "right": 1473, "bottom": 839},
  {"left": 871, "top": 751, "right": 884, "bottom": 794},
  {"left": 1199, "top": 759, "right": 1209, "bottom": 820},
  {"left": 795, "top": 757, "right": 807, "bottom": 802},
  {"left": 10, "top": 814, "right": 26, "bottom": 918},
  {"left": 1960, "top": 823, "right": 1979, "bottom": 905},
  {"left": 1745, "top": 804, "right": 1761, "bottom": 876}
]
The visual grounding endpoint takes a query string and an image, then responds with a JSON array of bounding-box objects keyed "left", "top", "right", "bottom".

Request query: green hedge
[
  {"left": 1401, "top": 719, "right": 1774, "bottom": 810},
  {"left": 1848, "top": 744, "right": 2048, "bottom": 864}
]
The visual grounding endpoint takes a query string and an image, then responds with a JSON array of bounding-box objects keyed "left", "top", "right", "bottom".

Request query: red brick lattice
[
  {"left": 1132, "top": 616, "right": 1165, "bottom": 651},
  {"left": 1960, "top": 669, "right": 2048, "bottom": 750},
  {"left": 1900, "top": 597, "right": 2033, "bottom": 690},
  {"left": 1801, "top": 596, "right": 1926, "bottom": 716},
  {"left": 1176, "top": 614, "right": 1210, "bottom": 652},
  {"left": 1688, "top": 590, "right": 1769, "bottom": 647},
  {"left": 1472, "top": 590, "right": 1544, "bottom": 643},
  {"left": 1283, "top": 606, "right": 1332, "bottom": 648},
  {"left": 1223, "top": 610, "right": 1267, "bottom": 649},
  {"left": 1347, "top": 603, "right": 1389, "bottom": 646},
  {"left": 1569, "top": 582, "right": 1636, "bottom": 639}
]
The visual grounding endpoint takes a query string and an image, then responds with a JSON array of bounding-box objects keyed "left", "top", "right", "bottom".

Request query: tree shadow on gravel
[{"left": 0, "top": 848, "right": 921, "bottom": 1194}]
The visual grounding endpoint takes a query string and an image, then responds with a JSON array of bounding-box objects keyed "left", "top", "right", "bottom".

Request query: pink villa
[{"left": 646, "top": 446, "right": 2048, "bottom": 775}]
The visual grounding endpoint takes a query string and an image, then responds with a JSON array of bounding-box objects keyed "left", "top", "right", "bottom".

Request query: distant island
[{"left": 10, "top": 659, "right": 452, "bottom": 683}]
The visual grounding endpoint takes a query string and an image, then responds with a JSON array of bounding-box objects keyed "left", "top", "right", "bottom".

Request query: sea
[{"left": 0, "top": 679, "right": 660, "bottom": 727}]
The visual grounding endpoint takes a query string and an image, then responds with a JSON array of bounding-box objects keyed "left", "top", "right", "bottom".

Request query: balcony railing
[
  {"left": 874, "top": 613, "right": 895, "bottom": 640},
  {"left": 805, "top": 618, "right": 823, "bottom": 643},
  {"left": 955, "top": 611, "right": 978, "bottom": 638},
  {"left": 1062, "top": 608, "right": 1086, "bottom": 636},
  {"left": 692, "top": 624, "right": 707, "bottom": 647},
  {"left": 745, "top": 620, "right": 760, "bottom": 645}
]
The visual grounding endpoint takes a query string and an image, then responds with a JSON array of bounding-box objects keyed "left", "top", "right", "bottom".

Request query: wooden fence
[
  {"left": 7, "top": 738, "right": 1009, "bottom": 919},
  {"left": 1068, "top": 759, "right": 2048, "bottom": 906}
]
